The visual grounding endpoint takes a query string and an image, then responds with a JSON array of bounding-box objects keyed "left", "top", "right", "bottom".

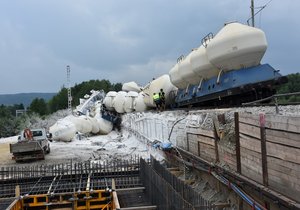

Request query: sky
[{"left": 0, "top": 0, "right": 299, "bottom": 94}]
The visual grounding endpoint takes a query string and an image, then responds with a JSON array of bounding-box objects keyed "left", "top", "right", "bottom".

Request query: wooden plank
[
  {"left": 240, "top": 147, "right": 263, "bottom": 184},
  {"left": 240, "top": 134, "right": 261, "bottom": 153},
  {"left": 186, "top": 128, "right": 214, "bottom": 138},
  {"left": 239, "top": 122, "right": 261, "bottom": 139},
  {"left": 188, "top": 138, "right": 199, "bottom": 156},
  {"left": 239, "top": 113, "right": 260, "bottom": 126},
  {"left": 268, "top": 167, "right": 300, "bottom": 184},
  {"left": 241, "top": 148, "right": 262, "bottom": 166},
  {"left": 199, "top": 143, "right": 215, "bottom": 162},
  {"left": 218, "top": 144, "right": 235, "bottom": 155},
  {"left": 241, "top": 161, "right": 263, "bottom": 184},
  {"left": 265, "top": 115, "right": 300, "bottom": 133},
  {"left": 266, "top": 129, "right": 300, "bottom": 149},
  {"left": 268, "top": 179, "right": 300, "bottom": 203},
  {"left": 267, "top": 142, "right": 300, "bottom": 164},
  {"left": 268, "top": 171, "right": 300, "bottom": 192},
  {"left": 268, "top": 156, "right": 300, "bottom": 175},
  {"left": 198, "top": 135, "right": 215, "bottom": 146},
  {"left": 239, "top": 113, "right": 300, "bottom": 133},
  {"left": 241, "top": 147, "right": 262, "bottom": 164},
  {"left": 219, "top": 149, "right": 237, "bottom": 170}
]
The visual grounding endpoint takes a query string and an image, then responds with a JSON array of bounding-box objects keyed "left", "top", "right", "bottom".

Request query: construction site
[{"left": 0, "top": 105, "right": 300, "bottom": 210}]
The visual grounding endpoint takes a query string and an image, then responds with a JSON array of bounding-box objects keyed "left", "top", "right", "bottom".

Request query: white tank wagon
[
  {"left": 206, "top": 22, "right": 267, "bottom": 71},
  {"left": 177, "top": 54, "right": 202, "bottom": 86},
  {"left": 124, "top": 91, "right": 139, "bottom": 113},
  {"left": 143, "top": 74, "right": 177, "bottom": 108},
  {"left": 103, "top": 91, "right": 117, "bottom": 111},
  {"left": 90, "top": 117, "right": 100, "bottom": 134},
  {"left": 95, "top": 116, "right": 113, "bottom": 134},
  {"left": 49, "top": 119, "right": 77, "bottom": 142},
  {"left": 122, "top": 81, "right": 142, "bottom": 93},
  {"left": 77, "top": 115, "right": 94, "bottom": 134},
  {"left": 169, "top": 64, "right": 189, "bottom": 89},
  {"left": 190, "top": 45, "right": 219, "bottom": 80},
  {"left": 94, "top": 109, "right": 114, "bottom": 134},
  {"left": 113, "top": 91, "right": 128, "bottom": 113},
  {"left": 169, "top": 22, "right": 268, "bottom": 89},
  {"left": 134, "top": 92, "right": 148, "bottom": 112}
]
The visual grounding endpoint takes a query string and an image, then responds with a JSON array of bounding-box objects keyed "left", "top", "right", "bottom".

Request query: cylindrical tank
[
  {"left": 190, "top": 45, "right": 219, "bottom": 80},
  {"left": 77, "top": 115, "right": 93, "bottom": 134},
  {"left": 124, "top": 91, "right": 139, "bottom": 113},
  {"left": 90, "top": 117, "right": 100, "bottom": 134},
  {"left": 49, "top": 119, "right": 76, "bottom": 142},
  {"left": 103, "top": 91, "right": 117, "bottom": 111},
  {"left": 206, "top": 22, "right": 267, "bottom": 71},
  {"left": 169, "top": 64, "right": 189, "bottom": 89},
  {"left": 113, "top": 91, "right": 127, "bottom": 113},
  {"left": 122, "top": 82, "right": 141, "bottom": 93},
  {"left": 178, "top": 55, "right": 202, "bottom": 85},
  {"left": 97, "top": 117, "right": 113, "bottom": 134},
  {"left": 134, "top": 92, "right": 148, "bottom": 112},
  {"left": 143, "top": 74, "right": 177, "bottom": 107}
]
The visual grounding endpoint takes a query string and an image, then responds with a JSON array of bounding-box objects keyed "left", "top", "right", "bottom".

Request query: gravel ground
[{"left": 0, "top": 130, "right": 165, "bottom": 167}]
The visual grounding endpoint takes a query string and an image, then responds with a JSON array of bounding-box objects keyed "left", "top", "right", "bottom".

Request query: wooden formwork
[
  {"left": 238, "top": 113, "right": 300, "bottom": 203},
  {"left": 185, "top": 112, "right": 300, "bottom": 203}
]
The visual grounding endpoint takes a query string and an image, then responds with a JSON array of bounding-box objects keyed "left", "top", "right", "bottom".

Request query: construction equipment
[{"left": 10, "top": 128, "right": 51, "bottom": 162}]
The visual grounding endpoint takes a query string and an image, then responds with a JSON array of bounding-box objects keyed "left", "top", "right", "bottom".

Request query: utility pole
[
  {"left": 251, "top": 0, "right": 255, "bottom": 27},
  {"left": 66, "top": 65, "right": 72, "bottom": 113}
]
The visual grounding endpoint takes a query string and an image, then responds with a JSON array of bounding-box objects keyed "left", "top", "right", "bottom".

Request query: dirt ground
[
  {"left": 0, "top": 142, "right": 15, "bottom": 165},
  {"left": 0, "top": 131, "right": 164, "bottom": 167}
]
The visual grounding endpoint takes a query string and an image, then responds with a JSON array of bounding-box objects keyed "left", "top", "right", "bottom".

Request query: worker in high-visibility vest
[
  {"left": 152, "top": 93, "right": 161, "bottom": 111},
  {"left": 159, "top": 89, "right": 166, "bottom": 111}
]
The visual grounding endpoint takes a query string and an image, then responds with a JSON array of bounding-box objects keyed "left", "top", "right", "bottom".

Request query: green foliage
[
  {"left": 48, "top": 79, "right": 122, "bottom": 113},
  {"left": 0, "top": 104, "right": 27, "bottom": 137},
  {"left": 28, "top": 98, "right": 48, "bottom": 116},
  {"left": 276, "top": 73, "right": 300, "bottom": 103},
  {"left": 48, "top": 87, "right": 68, "bottom": 113},
  {"left": 0, "top": 79, "right": 122, "bottom": 137}
]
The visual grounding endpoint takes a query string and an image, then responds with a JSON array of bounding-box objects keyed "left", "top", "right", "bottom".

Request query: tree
[
  {"left": 0, "top": 104, "right": 26, "bottom": 137},
  {"left": 29, "top": 98, "right": 48, "bottom": 116},
  {"left": 47, "top": 79, "right": 123, "bottom": 113},
  {"left": 276, "top": 73, "right": 300, "bottom": 103},
  {"left": 48, "top": 87, "right": 68, "bottom": 113}
]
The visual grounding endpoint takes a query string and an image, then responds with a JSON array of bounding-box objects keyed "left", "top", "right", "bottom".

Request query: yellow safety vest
[{"left": 153, "top": 93, "right": 160, "bottom": 101}]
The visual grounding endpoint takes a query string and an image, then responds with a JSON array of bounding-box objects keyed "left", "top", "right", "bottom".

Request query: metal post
[
  {"left": 67, "top": 65, "right": 72, "bottom": 113},
  {"left": 259, "top": 113, "right": 268, "bottom": 186},
  {"left": 235, "top": 112, "right": 241, "bottom": 173},
  {"left": 251, "top": 0, "right": 255, "bottom": 27}
]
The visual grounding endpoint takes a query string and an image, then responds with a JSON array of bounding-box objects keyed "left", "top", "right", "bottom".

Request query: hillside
[{"left": 0, "top": 93, "right": 56, "bottom": 106}]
